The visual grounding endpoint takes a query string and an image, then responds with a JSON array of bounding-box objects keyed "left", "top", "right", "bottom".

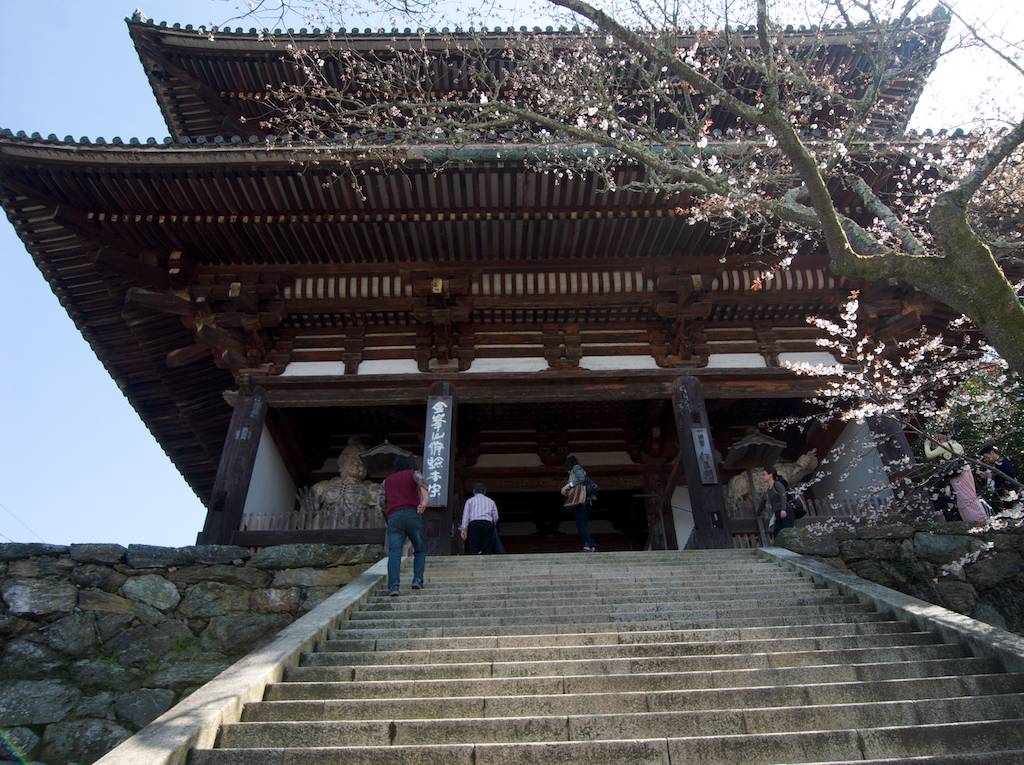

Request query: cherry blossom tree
[
  {"left": 226, "top": 0, "right": 1024, "bottom": 369},
  {"left": 782, "top": 292, "right": 1022, "bottom": 519}
]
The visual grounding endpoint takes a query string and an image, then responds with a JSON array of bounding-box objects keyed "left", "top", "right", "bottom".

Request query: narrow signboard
[
  {"left": 422, "top": 395, "right": 454, "bottom": 507},
  {"left": 690, "top": 428, "right": 719, "bottom": 485}
]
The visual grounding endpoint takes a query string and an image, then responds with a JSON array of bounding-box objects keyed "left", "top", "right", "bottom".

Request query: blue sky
[{"left": 0, "top": 1, "right": 1020, "bottom": 546}]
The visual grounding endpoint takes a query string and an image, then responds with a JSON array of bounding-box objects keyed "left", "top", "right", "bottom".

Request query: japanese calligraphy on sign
[
  {"left": 421, "top": 396, "right": 453, "bottom": 507},
  {"left": 690, "top": 428, "right": 719, "bottom": 485}
]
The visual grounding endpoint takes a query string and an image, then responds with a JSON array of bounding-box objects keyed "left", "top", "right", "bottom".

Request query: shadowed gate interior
[{"left": 265, "top": 393, "right": 817, "bottom": 552}]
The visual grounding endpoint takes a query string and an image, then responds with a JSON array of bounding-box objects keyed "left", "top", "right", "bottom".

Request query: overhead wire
[{"left": 0, "top": 500, "right": 45, "bottom": 542}]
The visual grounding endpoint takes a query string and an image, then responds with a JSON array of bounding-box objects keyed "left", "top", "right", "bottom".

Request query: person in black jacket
[
  {"left": 979, "top": 445, "right": 1019, "bottom": 510},
  {"left": 763, "top": 467, "right": 792, "bottom": 542}
]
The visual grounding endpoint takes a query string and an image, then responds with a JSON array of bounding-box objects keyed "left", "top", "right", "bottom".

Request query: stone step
[
  {"left": 191, "top": 742, "right": 1024, "bottom": 765},
  {"left": 329, "top": 611, "right": 897, "bottom": 640},
  {"left": 348, "top": 593, "right": 852, "bottom": 622},
  {"left": 217, "top": 694, "right": 1024, "bottom": 748},
  {"left": 324, "top": 620, "right": 918, "bottom": 651},
  {"left": 312, "top": 631, "right": 940, "bottom": 666},
  {"left": 336, "top": 602, "right": 878, "bottom": 631},
  {"left": 360, "top": 583, "right": 828, "bottom": 609},
  {"left": 400, "top": 570, "right": 804, "bottom": 587},
  {"left": 282, "top": 655, "right": 998, "bottom": 690},
  {"left": 425, "top": 553, "right": 760, "bottom": 566},
  {"left": 245, "top": 673, "right": 1024, "bottom": 721},
  {"left": 296, "top": 643, "right": 967, "bottom": 682},
  {"left": 192, "top": 548, "right": 1024, "bottom": 765}
]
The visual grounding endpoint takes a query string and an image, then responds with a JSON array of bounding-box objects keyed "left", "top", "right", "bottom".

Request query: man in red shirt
[{"left": 382, "top": 455, "right": 429, "bottom": 595}]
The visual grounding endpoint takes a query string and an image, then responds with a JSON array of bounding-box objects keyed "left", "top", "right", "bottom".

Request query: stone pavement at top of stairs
[{"left": 190, "top": 549, "right": 1024, "bottom": 764}]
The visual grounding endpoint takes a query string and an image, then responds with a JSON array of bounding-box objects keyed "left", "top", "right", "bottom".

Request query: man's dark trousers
[{"left": 467, "top": 519, "right": 495, "bottom": 554}]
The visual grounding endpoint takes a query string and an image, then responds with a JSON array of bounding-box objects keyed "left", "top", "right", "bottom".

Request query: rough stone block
[
  {"left": 39, "top": 718, "right": 132, "bottom": 763},
  {"left": 94, "top": 612, "right": 136, "bottom": 642},
  {"left": 114, "top": 687, "right": 176, "bottom": 728},
  {"left": 252, "top": 587, "right": 302, "bottom": 614},
  {"left": 125, "top": 544, "right": 196, "bottom": 569},
  {"left": 71, "top": 563, "right": 129, "bottom": 592},
  {"left": 856, "top": 523, "right": 916, "bottom": 540},
  {"left": 182, "top": 544, "right": 251, "bottom": 564},
  {"left": 169, "top": 564, "right": 272, "bottom": 588},
  {"left": 121, "top": 574, "right": 182, "bottom": 611},
  {"left": 102, "top": 620, "right": 194, "bottom": 666},
  {"left": 177, "top": 581, "right": 251, "bottom": 618},
  {"left": 1, "top": 578, "right": 77, "bottom": 615},
  {"left": 145, "top": 651, "right": 232, "bottom": 689},
  {"left": 75, "top": 691, "right": 115, "bottom": 720},
  {"left": 71, "top": 658, "right": 145, "bottom": 690},
  {"left": 913, "top": 532, "right": 979, "bottom": 564},
  {"left": 0, "top": 543, "right": 68, "bottom": 561},
  {"left": 0, "top": 679, "right": 80, "bottom": 725},
  {"left": 967, "top": 551, "right": 1024, "bottom": 589},
  {"left": 271, "top": 567, "right": 355, "bottom": 588},
  {"left": 774, "top": 528, "right": 840, "bottom": 557},
  {"left": 201, "top": 613, "right": 292, "bottom": 654},
  {"left": 0, "top": 726, "right": 40, "bottom": 761},
  {"left": 1, "top": 638, "right": 66, "bottom": 678},
  {"left": 78, "top": 588, "right": 135, "bottom": 614},
  {"left": 7, "top": 555, "right": 76, "bottom": 577},
  {"left": 935, "top": 579, "right": 977, "bottom": 614},
  {"left": 248, "top": 544, "right": 351, "bottom": 570},
  {"left": 41, "top": 612, "right": 99, "bottom": 656},
  {"left": 69, "top": 543, "right": 127, "bottom": 564}
]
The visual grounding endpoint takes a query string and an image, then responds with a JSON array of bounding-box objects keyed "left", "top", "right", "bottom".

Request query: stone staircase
[{"left": 190, "top": 549, "right": 1024, "bottom": 764}]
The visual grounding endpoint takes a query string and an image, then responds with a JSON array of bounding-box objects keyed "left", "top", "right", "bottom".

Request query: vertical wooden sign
[
  {"left": 422, "top": 395, "right": 454, "bottom": 508},
  {"left": 421, "top": 382, "right": 457, "bottom": 555},
  {"left": 672, "top": 376, "right": 732, "bottom": 549}
]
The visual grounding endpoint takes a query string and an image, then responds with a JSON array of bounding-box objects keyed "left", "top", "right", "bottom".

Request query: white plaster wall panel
[
  {"left": 281, "top": 361, "right": 345, "bottom": 376},
  {"left": 356, "top": 359, "right": 421, "bottom": 375},
  {"left": 579, "top": 355, "right": 660, "bottom": 370},
  {"left": 778, "top": 351, "right": 841, "bottom": 367},
  {"left": 465, "top": 357, "right": 549, "bottom": 373},
  {"left": 243, "top": 426, "right": 297, "bottom": 516},
  {"left": 671, "top": 486, "right": 695, "bottom": 550},
  {"left": 705, "top": 353, "right": 768, "bottom": 368}
]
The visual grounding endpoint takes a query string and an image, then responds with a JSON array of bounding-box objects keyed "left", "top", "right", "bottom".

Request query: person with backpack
[
  {"left": 763, "top": 467, "right": 792, "bottom": 542},
  {"left": 561, "top": 455, "right": 598, "bottom": 552}
]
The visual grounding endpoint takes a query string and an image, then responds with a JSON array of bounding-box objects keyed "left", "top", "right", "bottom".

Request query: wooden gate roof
[
  {"left": 17, "top": 111, "right": 982, "bottom": 512},
  {"left": 126, "top": 11, "right": 949, "bottom": 141}
]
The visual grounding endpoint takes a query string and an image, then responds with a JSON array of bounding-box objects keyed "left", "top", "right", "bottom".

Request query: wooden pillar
[
  {"left": 671, "top": 376, "right": 731, "bottom": 549},
  {"left": 422, "top": 381, "right": 457, "bottom": 556},
  {"left": 643, "top": 471, "right": 669, "bottom": 550},
  {"left": 199, "top": 387, "right": 267, "bottom": 544}
]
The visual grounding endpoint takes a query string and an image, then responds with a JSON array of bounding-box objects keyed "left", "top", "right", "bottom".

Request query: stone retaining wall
[
  {"left": 0, "top": 541, "right": 382, "bottom": 763},
  {"left": 775, "top": 518, "right": 1024, "bottom": 635}
]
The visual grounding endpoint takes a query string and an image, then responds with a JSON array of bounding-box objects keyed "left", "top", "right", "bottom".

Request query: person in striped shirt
[{"left": 460, "top": 483, "right": 500, "bottom": 554}]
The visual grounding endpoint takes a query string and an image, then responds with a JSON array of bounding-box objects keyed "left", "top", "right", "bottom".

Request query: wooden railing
[{"left": 240, "top": 509, "right": 384, "bottom": 532}]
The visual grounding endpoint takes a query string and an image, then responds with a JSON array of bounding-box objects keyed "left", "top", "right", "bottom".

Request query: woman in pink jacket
[{"left": 925, "top": 436, "right": 987, "bottom": 526}]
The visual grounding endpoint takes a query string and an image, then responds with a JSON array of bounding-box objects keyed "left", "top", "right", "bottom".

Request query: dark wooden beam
[
  {"left": 125, "top": 287, "right": 194, "bottom": 317},
  {"left": 198, "top": 387, "right": 267, "bottom": 544},
  {"left": 92, "top": 247, "right": 169, "bottom": 289},
  {"left": 230, "top": 528, "right": 385, "bottom": 546},
  {"left": 166, "top": 343, "right": 212, "bottom": 369},
  {"left": 672, "top": 376, "right": 732, "bottom": 549},
  {"left": 246, "top": 369, "right": 826, "bottom": 408}
]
